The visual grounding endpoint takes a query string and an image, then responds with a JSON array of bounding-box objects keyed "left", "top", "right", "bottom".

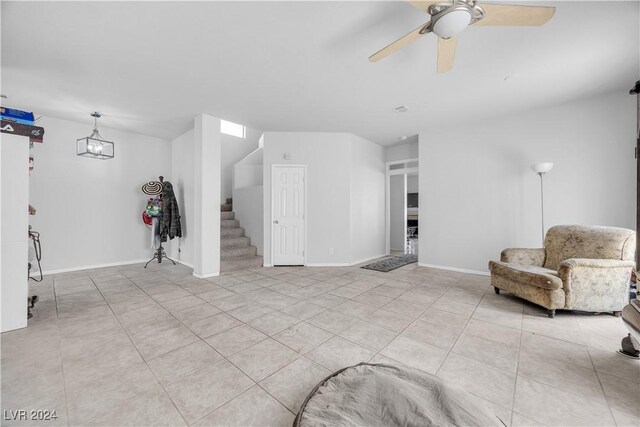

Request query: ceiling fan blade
[
  {"left": 407, "top": 1, "right": 439, "bottom": 14},
  {"left": 437, "top": 36, "right": 457, "bottom": 73},
  {"left": 368, "top": 22, "right": 431, "bottom": 62},
  {"left": 474, "top": 4, "right": 556, "bottom": 26}
]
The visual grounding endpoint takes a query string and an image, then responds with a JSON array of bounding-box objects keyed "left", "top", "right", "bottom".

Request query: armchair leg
[
  {"left": 494, "top": 287, "right": 500, "bottom": 295},
  {"left": 613, "top": 311, "right": 622, "bottom": 317},
  {"left": 547, "top": 309, "right": 556, "bottom": 318}
]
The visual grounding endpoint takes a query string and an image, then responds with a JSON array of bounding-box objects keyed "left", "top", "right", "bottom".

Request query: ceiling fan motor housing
[{"left": 429, "top": 1, "right": 485, "bottom": 38}]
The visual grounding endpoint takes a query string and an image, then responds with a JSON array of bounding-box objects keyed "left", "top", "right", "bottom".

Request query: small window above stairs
[{"left": 220, "top": 199, "right": 263, "bottom": 272}]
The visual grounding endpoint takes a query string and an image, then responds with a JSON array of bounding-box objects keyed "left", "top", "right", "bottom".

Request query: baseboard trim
[
  {"left": 34, "top": 259, "right": 152, "bottom": 276},
  {"left": 306, "top": 262, "right": 350, "bottom": 267},
  {"left": 193, "top": 271, "right": 220, "bottom": 279},
  {"left": 350, "top": 254, "right": 387, "bottom": 266},
  {"left": 306, "top": 254, "right": 387, "bottom": 268},
  {"left": 418, "top": 263, "right": 489, "bottom": 277},
  {"left": 176, "top": 259, "right": 194, "bottom": 269}
]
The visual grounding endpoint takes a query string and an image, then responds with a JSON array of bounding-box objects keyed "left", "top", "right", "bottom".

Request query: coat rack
[{"left": 144, "top": 176, "right": 177, "bottom": 268}]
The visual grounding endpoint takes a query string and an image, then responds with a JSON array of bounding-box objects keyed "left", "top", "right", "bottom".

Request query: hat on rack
[{"left": 141, "top": 181, "right": 163, "bottom": 195}]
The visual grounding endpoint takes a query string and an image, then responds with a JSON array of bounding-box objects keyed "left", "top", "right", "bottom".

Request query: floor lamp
[{"left": 532, "top": 163, "right": 553, "bottom": 245}]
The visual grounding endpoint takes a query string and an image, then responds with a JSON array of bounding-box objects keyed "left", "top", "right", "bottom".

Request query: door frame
[
  {"left": 270, "top": 164, "right": 308, "bottom": 267},
  {"left": 385, "top": 158, "right": 419, "bottom": 255}
]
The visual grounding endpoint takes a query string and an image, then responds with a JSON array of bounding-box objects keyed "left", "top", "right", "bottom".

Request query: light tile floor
[{"left": 2, "top": 262, "right": 639, "bottom": 426}]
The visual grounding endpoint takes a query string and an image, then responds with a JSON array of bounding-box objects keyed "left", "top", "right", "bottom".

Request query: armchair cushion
[
  {"left": 489, "top": 261, "right": 562, "bottom": 290},
  {"left": 558, "top": 258, "right": 635, "bottom": 311},
  {"left": 544, "top": 225, "right": 636, "bottom": 271},
  {"left": 500, "top": 248, "right": 546, "bottom": 266}
]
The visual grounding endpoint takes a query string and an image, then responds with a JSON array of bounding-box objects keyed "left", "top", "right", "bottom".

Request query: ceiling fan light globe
[{"left": 432, "top": 9, "right": 472, "bottom": 38}]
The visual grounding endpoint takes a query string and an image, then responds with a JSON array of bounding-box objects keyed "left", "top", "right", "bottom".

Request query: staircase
[{"left": 220, "top": 199, "right": 262, "bottom": 272}]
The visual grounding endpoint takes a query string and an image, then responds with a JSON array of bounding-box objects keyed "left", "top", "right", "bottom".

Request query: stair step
[
  {"left": 221, "top": 219, "right": 240, "bottom": 228},
  {"left": 221, "top": 245, "right": 257, "bottom": 259},
  {"left": 221, "top": 203, "right": 232, "bottom": 212},
  {"left": 221, "top": 236, "right": 250, "bottom": 248},
  {"left": 221, "top": 212, "right": 235, "bottom": 220},
  {"left": 221, "top": 255, "right": 263, "bottom": 272},
  {"left": 221, "top": 227, "right": 244, "bottom": 237}
]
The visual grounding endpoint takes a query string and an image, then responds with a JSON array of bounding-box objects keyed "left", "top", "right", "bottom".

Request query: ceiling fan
[{"left": 369, "top": 0, "right": 556, "bottom": 72}]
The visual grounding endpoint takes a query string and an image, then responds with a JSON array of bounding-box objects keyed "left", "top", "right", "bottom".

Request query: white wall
[
  {"left": 419, "top": 90, "right": 637, "bottom": 273},
  {"left": 385, "top": 139, "right": 418, "bottom": 162},
  {"left": 233, "top": 186, "right": 264, "bottom": 256},
  {"left": 263, "top": 132, "right": 352, "bottom": 265},
  {"left": 233, "top": 147, "right": 264, "bottom": 255},
  {"left": 389, "top": 174, "right": 405, "bottom": 251},
  {"left": 234, "top": 165, "right": 262, "bottom": 189},
  {"left": 1, "top": 133, "right": 29, "bottom": 332},
  {"left": 407, "top": 175, "right": 419, "bottom": 193},
  {"left": 193, "top": 115, "right": 221, "bottom": 277},
  {"left": 349, "top": 135, "right": 385, "bottom": 262},
  {"left": 29, "top": 116, "right": 171, "bottom": 273},
  {"left": 234, "top": 147, "right": 263, "bottom": 189},
  {"left": 221, "top": 126, "right": 262, "bottom": 204},
  {"left": 262, "top": 132, "right": 385, "bottom": 266},
  {"left": 169, "top": 129, "right": 195, "bottom": 266}
]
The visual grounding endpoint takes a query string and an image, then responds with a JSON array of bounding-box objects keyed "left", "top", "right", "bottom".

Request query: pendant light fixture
[{"left": 76, "top": 112, "right": 114, "bottom": 159}]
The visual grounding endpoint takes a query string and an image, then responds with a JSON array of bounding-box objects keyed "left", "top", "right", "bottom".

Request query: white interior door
[{"left": 272, "top": 166, "right": 306, "bottom": 266}]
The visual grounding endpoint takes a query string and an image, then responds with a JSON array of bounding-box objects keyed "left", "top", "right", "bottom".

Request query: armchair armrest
[
  {"left": 558, "top": 258, "right": 635, "bottom": 311},
  {"left": 559, "top": 259, "right": 636, "bottom": 269},
  {"left": 500, "top": 248, "right": 546, "bottom": 266}
]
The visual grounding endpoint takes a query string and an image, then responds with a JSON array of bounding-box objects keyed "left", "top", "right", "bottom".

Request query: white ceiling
[{"left": 2, "top": 1, "right": 638, "bottom": 146}]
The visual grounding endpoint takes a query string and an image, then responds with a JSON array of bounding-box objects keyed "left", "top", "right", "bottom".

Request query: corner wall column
[
  {"left": 193, "top": 114, "right": 221, "bottom": 278},
  {"left": 1, "top": 134, "right": 29, "bottom": 332}
]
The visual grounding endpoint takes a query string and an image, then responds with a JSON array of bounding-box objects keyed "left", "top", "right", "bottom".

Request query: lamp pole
[
  {"left": 537, "top": 171, "right": 546, "bottom": 245},
  {"left": 532, "top": 163, "right": 553, "bottom": 246}
]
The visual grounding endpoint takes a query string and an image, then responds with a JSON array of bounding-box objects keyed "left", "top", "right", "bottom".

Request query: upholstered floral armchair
[{"left": 489, "top": 225, "right": 636, "bottom": 318}]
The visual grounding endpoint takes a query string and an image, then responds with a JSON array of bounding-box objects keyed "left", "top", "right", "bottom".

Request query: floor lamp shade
[{"left": 532, "top": 162, "right": 554, "bottom": 174}]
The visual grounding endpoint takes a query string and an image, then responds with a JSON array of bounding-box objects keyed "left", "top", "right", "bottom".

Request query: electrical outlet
[{"left": 328, "top": 247, "right": 334, "bottom": 255}]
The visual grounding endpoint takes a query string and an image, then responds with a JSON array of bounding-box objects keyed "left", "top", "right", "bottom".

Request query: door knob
[{"left": 273, "top": 220, "right": 279, "bottom": 224}]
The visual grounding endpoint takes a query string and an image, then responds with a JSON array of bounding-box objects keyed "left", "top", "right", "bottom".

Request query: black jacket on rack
[{"left": 159, "top": 181, "right": 182, "bottom": 242}]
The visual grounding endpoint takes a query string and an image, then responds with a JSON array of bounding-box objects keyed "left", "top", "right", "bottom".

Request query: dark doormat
[{"left": 361, "top": 254, "right": 418, "bottom": 272}]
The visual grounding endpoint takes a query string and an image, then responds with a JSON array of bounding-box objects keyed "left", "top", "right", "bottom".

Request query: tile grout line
[
  {"left": 52, "top": 276, "right": 71, "bottom": 427},
  {"left": 124, "top": 269, "right": 271, "bottom": 425},
  {"left": 372, "top": 275, "right": 487, "bottom": 367},
  {"left": 182, "top": 267, "right": 425, "bottom": 422},
  {"left": 88, "top": 273, "right": 191, "bottom": 427},
  {"left": 120, "top": 266, "right": 337, "bottom": 424},
  {"left": 370, "top": 281, "right": 522, "bottom": 416},
  {"left": 510, "top": 305, "right": 526, "bottom": 427},
  {"left": 581, "top": 317, "right": 620, "bottom": 427},
  {"left": 188, "top": 346, "right": 300, "bottom": 425},
  {"left": 219, "top": 266, "right": 427, "bottom": 418},
  {"left": 255, "top": 382, "right": 298, "bottom": 418}
]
